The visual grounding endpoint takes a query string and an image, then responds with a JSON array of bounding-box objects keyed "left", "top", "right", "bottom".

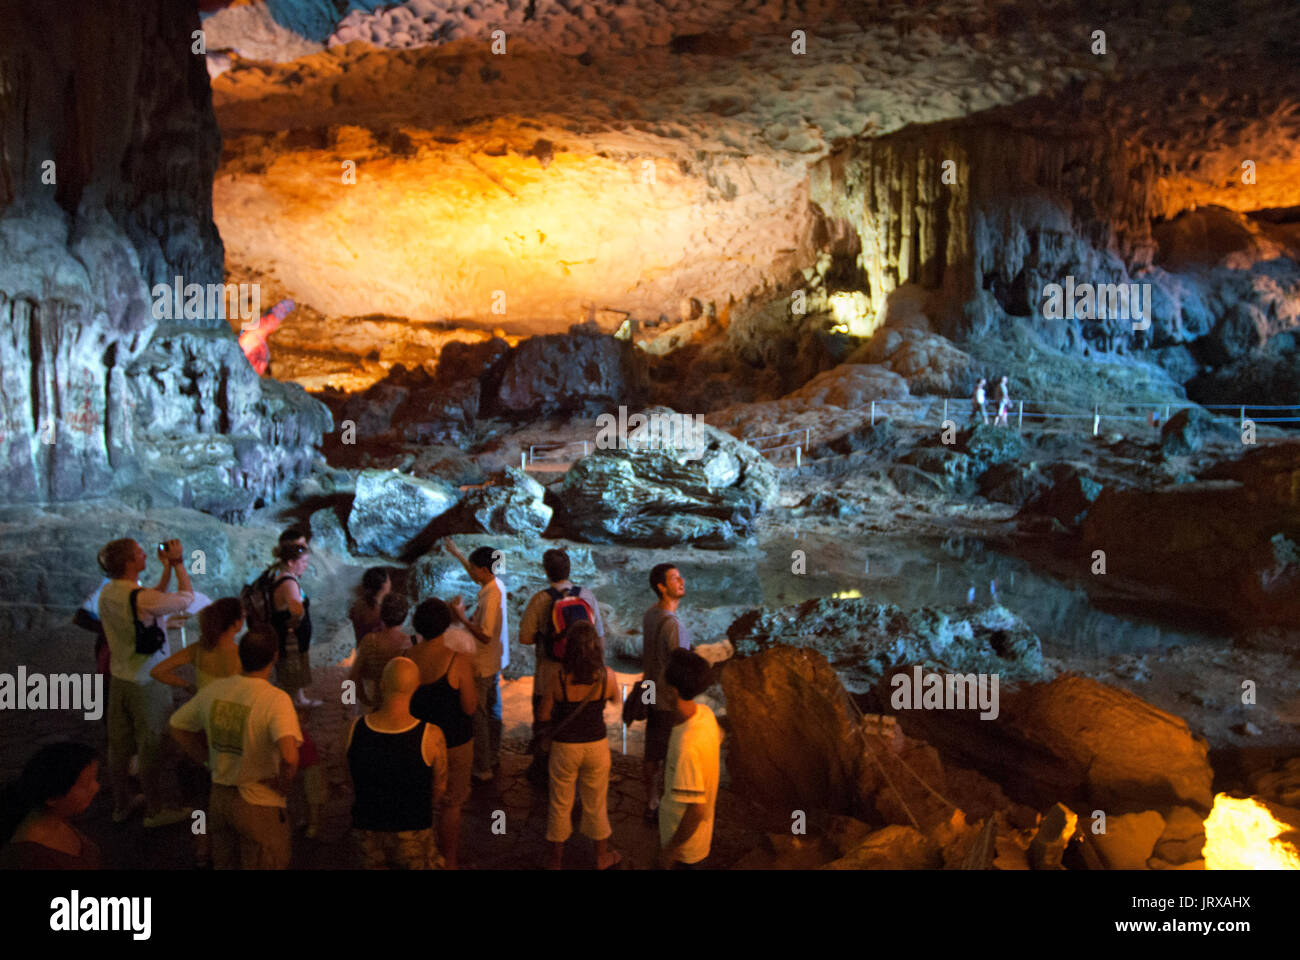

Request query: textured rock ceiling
[
  {"left": 205, "top": 0, "right": 1300, "bottom": 389},
  {"left": 208, "top": 1, "right": 1093, "bottom": 335}
]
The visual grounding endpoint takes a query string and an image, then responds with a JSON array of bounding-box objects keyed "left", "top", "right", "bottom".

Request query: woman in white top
[{"left": 994, "top": 376, "right": 1011, "bottom": 427}]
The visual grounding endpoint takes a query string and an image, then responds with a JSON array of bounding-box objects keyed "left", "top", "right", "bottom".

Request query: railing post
[
  {"left": 1017, "top": 399, "right": 1023, "bottom": 430},
  {"left": 795, "top": 447, "right": 801, "bottom": 469},
  {"left": 1240, "top": 406, "right": 1246, "bottom": 428},
  {"left": 804, "top": 427, "right": 810, "bottom": 451},
  {"left": 871, "top": 400, "right": 876, "bottom": 426},
  {"left": 521, "top": 452, "right": 527, "bottom": 469},
  {"left": 529, "top": 445, "right": 534, "bottom": 464},
  {"left": 583, "top": 441, "right": 589, "bottom": 457},
  {"left": 1092, "top": 404, "right": 1099, "bottom": 437},
  {"left": 943, "top": 398, "right": 948, "bottom": 424}
]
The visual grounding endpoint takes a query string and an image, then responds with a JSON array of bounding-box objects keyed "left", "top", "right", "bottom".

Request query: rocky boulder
[
  {"left": 822, "top": 825, "right": 942, "bottom": 870},
  {"left": 785, "top": 363, "right": 909, "bottom": 409},
  {"left": 886, "top": 674, "right": 1215, "bottom": 813},
  {"left": 1023, "top": 464, "right": 1103, "bottom": 527},
  {"left": 1159, "top": 406, "right": 1236, "bottom": 457},
  {"left": 850, "top": 327, "right": 976, "bottom": 396},
  {"left": 459, "top": 468, "right": 552, "bottom": 538},
  {"left": 409, "top": 444, "right": 488, "bottom": 487},
  {"left": 1083, "top": 460, "right": 1300, "bottom": 627},
  {"left": 721, "top": 646, "right": 868, "bottom": 818},
  {"left": 493, "top": 328, "right": 645, "bottom": 416},
  {"left": 1150, "top": 806, "right": 1207, "bottom": 866},
  {"left": 723, "top": 645, "right": 1036, "bottom": 837},
  {"left": 896, "top": 446, "right": 976, "bottom": 496},
  {"left": 1091, "top": 810, "right": 1166, "bottom": 870},
  {"left": 726, "top": 598, "right": 1044, "bottom": 692},
  {"left": 347, "top": 469, "right": 460, "bottom": 557},
  {"left": 554, "top": 408, "right": 778, "bottom": 546},
  {"left": 959, "top": 423, "right": 1026, "bottom": 469},
  {"left": 979, "top": 462, "right": 1051, "bottom": 507}
]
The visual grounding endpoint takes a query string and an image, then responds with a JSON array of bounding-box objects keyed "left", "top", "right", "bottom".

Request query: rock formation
[
  {"left": 727, "top": 597, "right": 1044, "bottom": 691},
  {"left": 554, "top": 407, "right": 778, "bottom": 546},
  {"left": 0, "top": 0, "right": 328, "bottom": 513}
]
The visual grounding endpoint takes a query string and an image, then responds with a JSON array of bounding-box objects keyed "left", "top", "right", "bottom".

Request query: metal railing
[{"left": 746, "top": 397, "right": 1299, "bottom": 468}]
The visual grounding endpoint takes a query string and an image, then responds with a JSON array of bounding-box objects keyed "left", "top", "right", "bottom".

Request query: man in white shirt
[
  {"left": 444, "top": 537, "right": 508, "bottom": 782},
  {"left": 97, "top": 538, "right": 195, "bottom": 827},
  {"left": 170, "top": 630, "right": 303, "bottom": 869},
  {"left": 658, "top": 649, "right": 723, "bottom": 870}
]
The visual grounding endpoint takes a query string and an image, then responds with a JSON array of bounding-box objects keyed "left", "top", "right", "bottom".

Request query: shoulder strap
[
  {"left": 550, "top": 669, "right": 604, "bottom": 740},
  {"left": 568, "top": 585, "right": 582, "bottom": 598},
  {"left": 545, "top": 586, "right": 560, "bottom": 602},
  {"left": 129, "top": 588, "right": 141, "bottom": 622}
]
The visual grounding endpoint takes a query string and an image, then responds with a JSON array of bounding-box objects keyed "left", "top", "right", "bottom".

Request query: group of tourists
[{"left": 0, "top": 527, "right": 723, "bottom": 872}]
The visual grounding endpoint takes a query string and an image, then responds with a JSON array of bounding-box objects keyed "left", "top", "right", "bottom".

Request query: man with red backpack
[{"left": 519, "top": 550, "right": 604, "bottom": 763}]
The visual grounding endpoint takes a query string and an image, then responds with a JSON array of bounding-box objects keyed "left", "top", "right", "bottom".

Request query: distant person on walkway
[
  {"left": 351, "top": 593, "right": 412, "bottom": 708},
  {"left": 519, "top": 549, "right": 604, "bottom": 751},
  {"left": 408, "top": 599, "right": 478, "bottom": 870},
  {"left": 169, "top": 630, "right": 302, "bottom": 870},
  {"left": 347, "top": 657, "right": 447, "bottom": 870},
  {"left": 443, "top": 538, "right": 508, "bottom": 782},
  {"left": 971, "top": 378, "right": 989, "bottom": 426},
  {"left": 658, "top": 649, "right": 723, "bottom": 870},
  {"left": 641, "top": 563, "right": 692, "bottom": 823},
  {"left": 538, "top": 621, "right": 620, "bottom": 870},
  {"left": 150, "top": 597, "right": 243, "bottom": 694},
  {"left": 0, "top": 743, "right": 102, "bottom": 870},
  {"left": 97, "top": 537, "right": 194, "bottom": 828},
  {"left": 269, "top": 541, "right": 319, "bottom": 708},
  {"left": 346, "top": 567, "right": 391, "bottom": 667},
  {"left": 994, "top": 376, "right": 1011, "bottom": 427}
]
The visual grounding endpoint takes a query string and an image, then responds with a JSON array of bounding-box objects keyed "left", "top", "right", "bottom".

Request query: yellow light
[
  {"left": 828, "top": 292, "right": 879, "bottom": 338},
  {"left": 831, "top": 589, "right": 863, "bottom": 600},
  {"left": 1203, "top": 793, "right": 1300, "bottom": 870}
]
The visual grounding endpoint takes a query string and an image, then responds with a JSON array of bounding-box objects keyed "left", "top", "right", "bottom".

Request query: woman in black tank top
[
  {"left": 407, "top": 598, "right": 478, "bottom": 870},
  {"left": 539, "top": 621, "right": 621, "bottom": 870}
]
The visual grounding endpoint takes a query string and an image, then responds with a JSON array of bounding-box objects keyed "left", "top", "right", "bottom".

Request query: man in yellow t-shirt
[{"left": 658, "top": 649, "right": 722, "bottom": 869}]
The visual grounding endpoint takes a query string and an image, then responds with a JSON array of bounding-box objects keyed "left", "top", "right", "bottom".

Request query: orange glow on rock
[{"left": 1203, "top": 793, "right": 1300, "bottom": 870}]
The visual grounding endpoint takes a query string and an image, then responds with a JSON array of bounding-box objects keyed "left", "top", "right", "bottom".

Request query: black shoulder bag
[{"left": 130, "top": 589, "right": 168, "bottom": 656}]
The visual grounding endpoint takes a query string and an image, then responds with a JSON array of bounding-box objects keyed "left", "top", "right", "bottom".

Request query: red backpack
[{"left": 542, "top": 586, "right": 595, "bottom": 660}]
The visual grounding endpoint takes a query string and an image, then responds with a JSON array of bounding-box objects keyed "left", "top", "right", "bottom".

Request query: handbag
[
  {"left": 622, "top": 679, "right": 652, "bottom": 725},
  {"left": 130, "top": 589, "right": 168, "bottom": 656}
]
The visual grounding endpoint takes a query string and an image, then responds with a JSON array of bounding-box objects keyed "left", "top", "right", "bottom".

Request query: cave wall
[
  {"left": 0, "top": 0, "right": 328, "bottom": 512},
  {"left": 812, "top": 87, "right": 1300, "bottom": 397},
  {"left": 812, "top": 107, "right": 1162, "bottom": 353}
]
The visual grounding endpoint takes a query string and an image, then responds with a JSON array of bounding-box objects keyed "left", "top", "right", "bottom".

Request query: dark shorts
[{"left": 645, "top": 710, "right": 674, "bottom": 762}]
